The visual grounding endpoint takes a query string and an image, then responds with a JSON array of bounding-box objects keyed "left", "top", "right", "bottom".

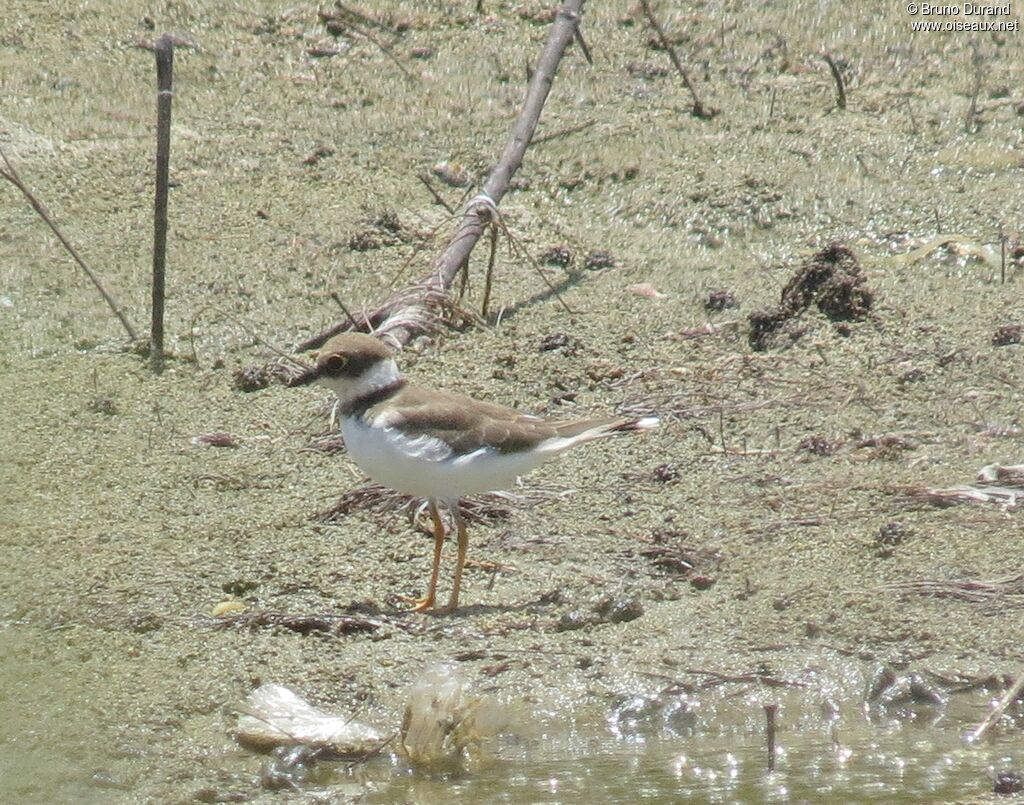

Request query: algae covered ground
[{"left": 1, "top": 1, "right": 1023, "bottom": 802}]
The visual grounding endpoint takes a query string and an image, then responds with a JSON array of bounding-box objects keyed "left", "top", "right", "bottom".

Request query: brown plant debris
[
  {"left": 233, "top": 360, "right": 300, "bottom": 392},
  {"left": 904, "top": 485, "right": 1021, "bottom": 509},
  {"left": 748, "top": 243, "right": 874, "bottom": 351},
  {"left": 855, "top": 433, "right": 917, "bottom": 451},
  {"left": 583, "top": 249, "right": 617, "bottom": 270},
  {"left": 992, "top": 324, "right": 1022, "bottom": 346},
  {"left": 211, "top": 611, "right": 385, "bottom": 635},
  {"left": 903, "top": 463, "right": 1024, "bottom": 510},
  {"left": 876, "top": 574, "right": 1024, "bottom": 606},
  {"left": 704, "top": 289, "right": 739, "bottom": 311},
  {"left": 317, "top": 482, "right": 572, "bottom": 526},
  {"left": 633, "top": 529, "right": 720, "bottom": 579},
  {"left": 299, "top": 1, "right": 583, "bottom": 351},
  {"left": 347, "top": 209, "right": 420, "bottom": 252},
  {"left": 191, "top": 432, "right": 240, "bottom": 448},
  {"left": 978, "top": 463, "right": 1024, "bottom": 485}
]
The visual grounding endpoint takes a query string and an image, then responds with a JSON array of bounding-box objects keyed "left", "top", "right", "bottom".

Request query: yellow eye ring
[{"left": 323, "top": 354, "right": 348, "bottom": 374}]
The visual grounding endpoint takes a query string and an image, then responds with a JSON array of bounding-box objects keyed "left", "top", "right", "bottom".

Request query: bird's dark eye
[{"left": 323, "top": 354, "right": 348, "bottom": 375}]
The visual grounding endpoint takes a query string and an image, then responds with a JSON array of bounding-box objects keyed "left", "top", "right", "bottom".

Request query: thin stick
[
  {"left": 152, "top": 33, "right": 174, "bottom": 372},
  {"left": 333, "top": 2, "right": 395, "bottom": 34},
  {"left": 481, "top": 222, "right": 498, "bottom": 318},
  {"left": 532, "top": 119, "right": 596, "bottom": 145},
  {"left": 999, "top": 228, "right": 1006, "bottom": 285},
  {"left": 417, "top": 173, "right": 455, "bottom": 214},
  {"left": 0, "top": 148, "right": 138, "bottom": 341},
  {"left": 903, "top": 94, "right": 919, "bottom": 136},
  {"left": 573, "top": 27, "right": 593, "bottom": 65},
  {"left": 456, "top": 255, "right": 470, "bottom": 301},
  {"left": 969, "top": 666, "right": 1024, "bottom": 742},
  {"left": 965, "top": 42, "right": 983, "bottom": 134},
  {"left": 638, "top": 0, "right": 711, "bottom": 119},
  {"left": 764, "top": 703, "right": 778, "bottom": 771},
  {"left": 821, "top": 53, "right": 846, "bottom": 110},
  {"left": 333, "top": 3, "right": 415, "bottom": 82},
  {"left": 330, "top": 292, "right": 363, "bottom": 331}
]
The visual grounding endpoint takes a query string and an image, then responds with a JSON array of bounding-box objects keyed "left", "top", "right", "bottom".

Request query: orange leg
[
  {"left": 409, "top": 499, "right": 445, "bottom": 613},
  {"left": 441, "top": 501, "right": 469, "bottom": 613}
]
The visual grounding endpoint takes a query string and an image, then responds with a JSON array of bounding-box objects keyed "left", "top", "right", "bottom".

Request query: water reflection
[{"left": 364, "top": 682, "right": 1023, "bottom": 804}]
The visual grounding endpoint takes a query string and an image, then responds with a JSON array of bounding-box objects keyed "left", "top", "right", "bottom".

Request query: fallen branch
[
  {"left": 298, "top": 0, "right": 586, "bottom": 352},
  {"left": 0, "top": 147, "right": 138, "bottom": 341}
]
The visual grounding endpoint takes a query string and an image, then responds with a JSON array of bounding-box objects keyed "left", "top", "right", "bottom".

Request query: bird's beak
[{"left": 288, "top": 365, "right": 320, "bottom": 387}]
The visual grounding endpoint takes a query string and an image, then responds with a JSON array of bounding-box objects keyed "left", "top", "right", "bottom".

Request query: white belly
[{"left": 340, "top": 417, "right": 548, "bottom": 499}]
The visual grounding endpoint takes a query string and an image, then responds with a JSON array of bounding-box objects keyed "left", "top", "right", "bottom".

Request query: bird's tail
[{"left": 542, "top": 415, "right": 659, "bottom": 452}]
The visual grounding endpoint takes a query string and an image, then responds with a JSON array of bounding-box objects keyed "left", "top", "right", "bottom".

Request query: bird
[{"left": 290, "top": 332, "right": 657, "bottom": 613}]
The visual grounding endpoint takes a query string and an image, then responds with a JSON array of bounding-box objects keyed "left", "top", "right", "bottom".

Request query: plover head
[{"left": 289, "top": 333, "right": 400, "bottom": 409}]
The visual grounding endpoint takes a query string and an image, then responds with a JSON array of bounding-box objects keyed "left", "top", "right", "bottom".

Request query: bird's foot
[{"left": 399, "top": 593, "right": 436, "bottom": 613}]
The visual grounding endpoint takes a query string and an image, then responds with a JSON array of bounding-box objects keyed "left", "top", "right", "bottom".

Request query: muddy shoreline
[{"left": 2, "top": 1, "right": 1023, "bottom": 802}]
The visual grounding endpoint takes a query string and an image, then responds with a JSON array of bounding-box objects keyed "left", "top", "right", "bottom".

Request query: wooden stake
[
  {"left": 151, "top": 33, "right": 174, "bottom": 372},
  {"left": 765, "top": 703, "right": 778, "bottom": 771}
]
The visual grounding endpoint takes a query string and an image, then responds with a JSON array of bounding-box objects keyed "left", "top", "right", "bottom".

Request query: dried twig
[
  {"left": 680, "top": 668, "right": 806, "bottom": 690},
  {"left": 210, "top": 611, "right": 391, "bottom": 635},
  {"left": 316, "top": 481, "right": 573, "bottom": 526},
  {"left": 903, "top": 485, "right": 1021, "bottom": 510},
  {"left": 969, "top": 666, "right": 1024, "bottom": 742},
  {"left": 417, "top": 173, "right": 455, "bottom": 214},
  {"left": 573, "top": 26, "right": 593, "bottom": 65},
  {"left": 0, "top": 148, "right": 138, "bottom": 341},
  {"left": 322, "top": 3, "right": 415, "bottom": 81},
  {"left": 979, "top": 463, "right": 1024, "bottom": 486},
  {"left": 876, "top": 575, "right": 1024, "bottom": 605},
  {"left": 481, "top": 221, "right": 499, "bottom": 318},
  {"left": 532, "top": 118, "right": 597, "bottom": 145},
  {"left": 965, "top": 42, "right": 983, "bottom": 133},
  {"left": 820, "top": 52, "right": 846, "bottom": 110},
  {"left": 300, "top": 1, "right": 586, "bottom": 351},
  {"left": 638, "top": 0, "right": 713, "bottom": 119}
]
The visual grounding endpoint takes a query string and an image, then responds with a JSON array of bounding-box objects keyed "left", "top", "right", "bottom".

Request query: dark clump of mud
[
  {"left": 992, "top": 323, "right": 1022, "bottom": 346},
  {"left": 748, "top": 243, "right": 874, "bottom": 351}
]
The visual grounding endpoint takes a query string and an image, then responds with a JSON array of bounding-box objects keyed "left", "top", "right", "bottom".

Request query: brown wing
[{"left": 367, "top": 385, "right": 559, "bottom": 455}]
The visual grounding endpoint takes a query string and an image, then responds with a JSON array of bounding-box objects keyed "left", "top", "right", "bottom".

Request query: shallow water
[
  {"left": 2, "top": 0, "right": 1024, "bottom": 802},
  {"left": 285, "top": 710, "right": 1023, "bottom": 804},
  {"left": 236, "top": 676, "right": 1023, "bottom": 804},
  {"left": 0, "top": 628, "right": 120, "bottom": 805}
]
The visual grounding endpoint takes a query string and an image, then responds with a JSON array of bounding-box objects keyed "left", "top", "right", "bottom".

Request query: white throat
[{"left": 319, "top": 358, "right": 401, "bottom": 410}]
